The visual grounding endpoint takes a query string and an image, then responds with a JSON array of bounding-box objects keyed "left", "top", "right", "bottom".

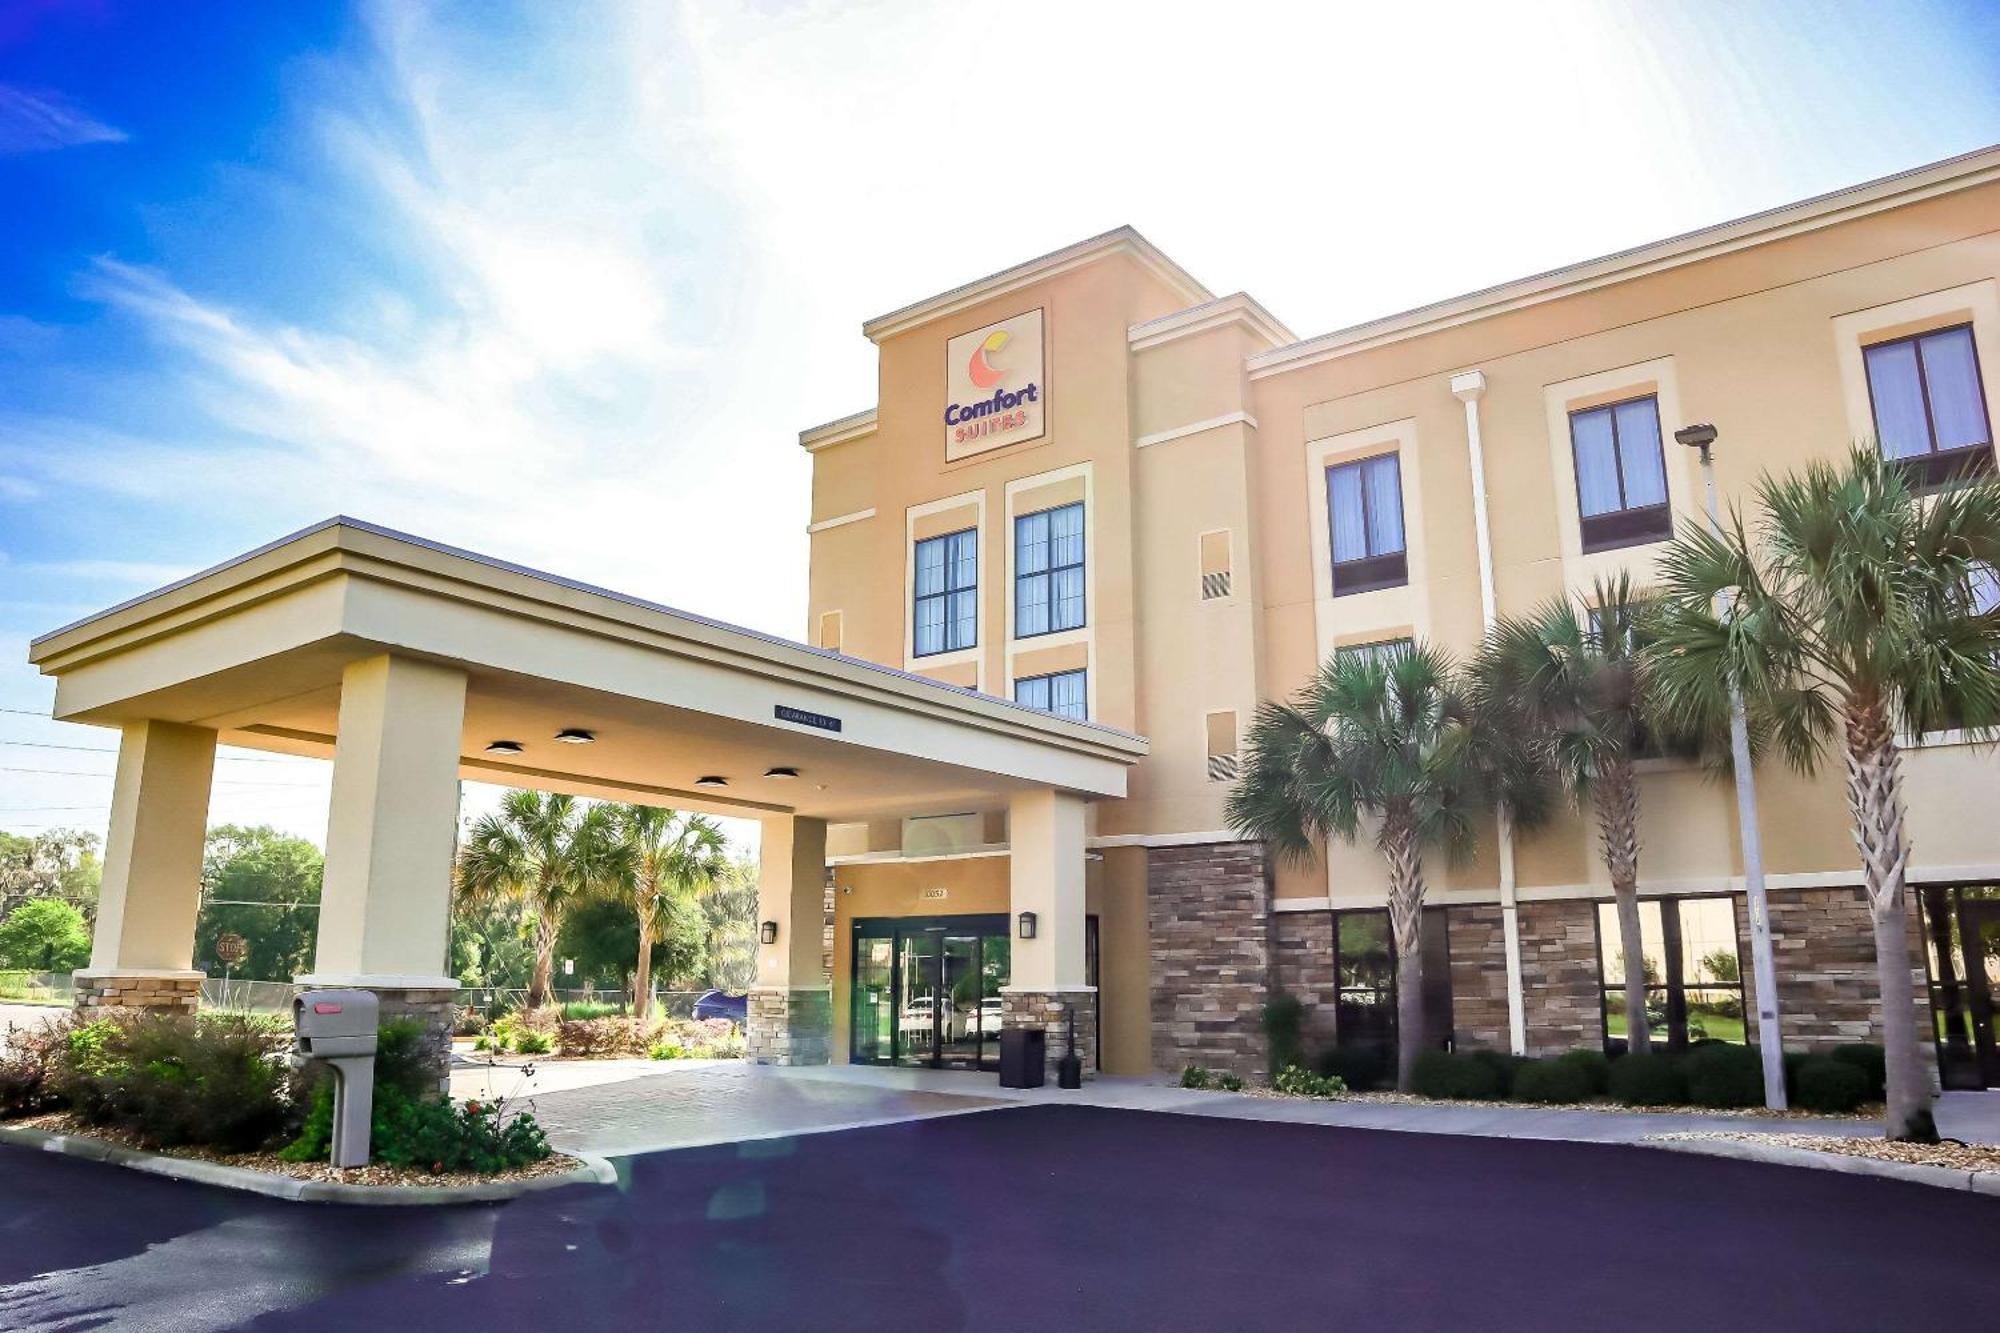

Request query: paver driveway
[{"left": 4, "top": 1103, "right": 1996, "bottom": 1331}]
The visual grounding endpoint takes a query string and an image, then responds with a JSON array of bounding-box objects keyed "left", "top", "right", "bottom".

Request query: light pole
[{"left": 1674, "top": 422, "right": 1787, "bottom": 1109}]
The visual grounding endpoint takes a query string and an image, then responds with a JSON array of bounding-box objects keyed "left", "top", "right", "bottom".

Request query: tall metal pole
[{"left": 1690, "top": 436, "right": 1787, "bottom": 1110}]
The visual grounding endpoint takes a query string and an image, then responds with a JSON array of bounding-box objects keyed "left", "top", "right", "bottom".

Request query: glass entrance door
[
  {"left": 896, "top": 930, "right": 941, "bottom": 1067},
  {"left": 1961, "top": 902, "right": 2000, "bottom": 1088},
  {"left": 852, "top": 915, "right": 1010, "bottom": 1070}
]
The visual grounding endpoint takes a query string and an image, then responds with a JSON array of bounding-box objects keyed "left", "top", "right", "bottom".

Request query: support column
[
  {"left": 297, "top": 654, "right": 467, "bottom": 1090},
  {"left": 1003, "top": 788, "right": 1095, "bottom": 1079},
  {"left": 74, "top": 720, "right": 216, "bottom": 1018},
  {"left": 747, "top": 814, "right": 830, "bottom": 1065}
]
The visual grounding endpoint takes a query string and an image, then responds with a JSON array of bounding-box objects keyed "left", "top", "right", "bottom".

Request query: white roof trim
[
  {"left": 1249, "top": 142, "right": 2000, "bottom": 380},
  {"left": 861, "top": 225, "right": 1213, "bottom": 343},
  {"left": 1128, "top": 292, "right": 1295, "bottom": 352},
  {"left": 799, "top": 408, "right": 878, "bottom": 452},
  {"left": 1133, "top": 412, "right": 1258, "bottom": 451},
  {"left": 806, "top": 507, "right": 876, "bottom": 534}
]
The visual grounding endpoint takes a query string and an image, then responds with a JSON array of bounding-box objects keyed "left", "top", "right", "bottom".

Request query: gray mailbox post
[{"left": 293, "top": 989, "right": 380, "bottom": 1168}]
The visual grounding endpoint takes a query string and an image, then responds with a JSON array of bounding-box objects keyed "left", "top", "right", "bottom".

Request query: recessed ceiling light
[
  {"left": 694, "top": 775, "right": 729, "bottom": 789},
  {"left": 485, "top": 740, "right": 525, "bottom": 756},
  {"left": 554, "top": 728, "right": 595, "bottom": 744},
  {"left": 763, "top": 767, "right": 799, "bottom": 780}
]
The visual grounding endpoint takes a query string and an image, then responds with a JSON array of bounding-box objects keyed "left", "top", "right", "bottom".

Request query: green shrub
[
  {"left": 452, "top": 1008, "right": 489, "bottom": 1038},
  {"left": 1828, "top": 1043, "right": 1887, "bottom": 1102},
  {"left": 1411, "top": 1049, "right": 1506, "bottom": 1101},
  {"left": 1555, "top": 1048, "right": 1611, "bottom": 1095},
  {"left": 559, "top": 1000, "right": 619, "bottom": 1021},
  {"left": 513, "top": 1030, "right": 552, "bottom": 1055},
  {"left": 1273, "top": 1065, "right": 1348, "bottom": 1098},
  {"left": 1682, "top": 1043, "right": 1763, "bottom": 1108},
  {"left": 1468, "top": 1048, "right": 1516, "bottom": 1092},
  {"left": 1510, "top": 1058, "right": 1593, "bottom": 1104},
  {"left": 1215, "top": 1072, "right": 1246, "bottom": 1092},
  {"left": 1179, "top": 1064, "right": 1212, "bottom": 1089},
  {"left": 556, "top": 1016, "right": 648, "bottom": 1058},
  {"left": 0, "top": 1014, "right": 72, "bottom": 1117},
  {"left": 1608, "top": 1051, "right": 1687, "bottom": 1107},
  {"left": 1316, "top": 1043, "right": 1393, "bottom": 1092},
  {"left": 1794, "top": 1056, "right": 1869, "bottom": 1113},
  {"left": 1261, "top": 996, "right": 1305, "bottom": 1076},
  {"left": 283, "top": 1087, "right": 550, "bottom": 1173},
  {"left": 1782, "top": 1049, "right": 1811, "bottom": 1100},
  {"left": 56, "top": 1012, "right": 291, "bottom": 1152},
  {"left": 648, "top": 1041, "right": 689, "bottom": 1060}
]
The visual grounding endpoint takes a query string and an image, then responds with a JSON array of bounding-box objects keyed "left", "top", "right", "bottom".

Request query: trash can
[{"left": 998, "top": 1026, "right": 1046, "bottom": 1088}]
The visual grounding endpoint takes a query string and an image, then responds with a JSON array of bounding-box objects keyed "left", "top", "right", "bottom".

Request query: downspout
[{"left": 1451, "top": 369, "right": 1527, "bottom": 1056}]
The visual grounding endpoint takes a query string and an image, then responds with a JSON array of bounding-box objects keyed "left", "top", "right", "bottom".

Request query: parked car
[{"left": 692, "top": 990, "right": 747, "bottom": 1023}]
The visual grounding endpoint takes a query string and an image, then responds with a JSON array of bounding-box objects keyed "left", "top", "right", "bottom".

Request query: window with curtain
[
  {"left": 1014, "top": 668, "right": 1087, "bottom": 721},
  {"left": 1863, "top": 325, "right": 1995, "bottom": 487},
  {"left": 1336, "top": 637, "right": 1413, "bottom": 669},
  {"left": 913, "top": 527, "right": 977, "bottom": 657},
  {"left": 1015, "top": 502, "right": 1085, "bottom": 637},
  {"left": 1568, "top": 395, "right": 1673, "bottom": 552},
  {"left": 1326, "top": 453, "right": 1407, "bottom": 595}
]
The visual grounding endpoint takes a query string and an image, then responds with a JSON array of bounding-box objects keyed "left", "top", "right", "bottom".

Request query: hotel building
[{"left": 801, "top": 145, "right": 2000, "bottom": 1087}]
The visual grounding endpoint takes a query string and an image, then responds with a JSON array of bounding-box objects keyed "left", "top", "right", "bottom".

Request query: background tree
[
  {"left": 1475, "top": 576, "right": 1684, "bottom": 1053},
  {"left": 1650, "top": 447, "right": 2000, "bottom": 1139},
  {"left": 194, "top": 825, "right": 323, "bottom": 981},
  {"left": 0, "top": 897, "right": 91, "bottom": 971},
  {"left": 0, "top": 829, "right": 102, "bottom": 921},
  {"left": 608, "top": 804, "right": 728, "bottom": 1019},
  {"left": 1227, "top": 643, "right": 1501, "bottom": 1091},
  {"left": 701, "top": 853, "right": 760, "bottom": 992},
  {"left": 455, "top": 790, "right": 629, "bottom": 1009},
  {"left": 450, "top": 895, "right": 535, "bottom": 995}
]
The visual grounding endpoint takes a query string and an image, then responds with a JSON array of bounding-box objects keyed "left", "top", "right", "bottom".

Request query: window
[
  {"left": 1015, "top": 669, "right": 1087, "bottom": 721},
  {"left": 1336, "top": 637, "right": 1412, "bottom": 669},
  {"left": 1864, "top": 325, "right": 1994, "bottom": 486},
  {"left": 1595, "top": 895, "right": 1745, "bottom": 1053},
  {"left": 913, "top": 528, "right": 977, "bottom": 657},
  {"left": 1015, "top": 502, "right": 1085, "bottom": 637},
  {"left": 1326, "top": 454, "right": 1407, "bottom": 594},
  {"left": 1199, "top": 529, "right": 1233, "bottom": 601},
  {"left": 817, "top": 611, "right": 843, "bottom": 654},
  {"left": 1569, "top": 395, "right": 1672, "bottom": 552},
  {"left": 1204, "top": 709, "right": 1239, "bottom": 781},
  {"left": 1330, "top": 908, "right": 1454, "bottom": 1079}
]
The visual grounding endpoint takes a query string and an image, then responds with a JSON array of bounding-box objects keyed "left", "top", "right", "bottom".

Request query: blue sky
[{"left": 1, "top": 0, "right": 1996, "bottom": 847}]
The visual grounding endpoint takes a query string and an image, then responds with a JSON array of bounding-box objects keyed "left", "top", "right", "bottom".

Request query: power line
[
  {"left": 0, "top": 738, "right": 302, "bottom": 763},
  {"left": 0, "top": 764, "right": 325, "bottom": 787}
]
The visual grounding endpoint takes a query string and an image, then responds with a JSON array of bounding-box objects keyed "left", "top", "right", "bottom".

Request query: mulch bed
[
  {"left": 9, "top": 1111, "right": 580, "bottom": 1188},
  {"left": 1648, "top": 1129, "right": 2000, "bottom": 1174}
]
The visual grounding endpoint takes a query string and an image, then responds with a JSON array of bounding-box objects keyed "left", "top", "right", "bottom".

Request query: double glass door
[
  {"left": 852, "top": 916, "right": 1011, "bottom": 1070},
  {"left": 1922, "top": 886, "right": 2000, "bottom": 1089}
]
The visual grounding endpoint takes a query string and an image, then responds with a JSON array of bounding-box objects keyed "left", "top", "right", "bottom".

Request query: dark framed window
[
  {"left": 1594, "top": 895, "right": 1745, "bottom": 1053},
  {"left": 1863, "top": 324, "right": 1994, "bottom": 487},
  {"left": 1570, "top": 395, "right": 1673, "bottom": 552},
  {"left": 1330, "top": 907, "right": 1453, "bottom": 1068},
  {"left": 1915, "top": 883, "right": 2000, "bottom": 1091},
  {"left": 1336, "top": 637, "right": 1412, "bottom": 670},
  {"left": 1326, "top": 454, "right": 1407, "bottom": 595},
  {"left": 1015, "top": 668, "right": 1087, "bottom": 721},
  {"left": 1015, "top": 502, "right": 1085, "bottom": 638},
  {"left": 913, "top": 527, "right": 977, "bottom": 657}
]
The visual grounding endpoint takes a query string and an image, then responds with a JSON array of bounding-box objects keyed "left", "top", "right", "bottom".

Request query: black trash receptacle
[{"left": 998, "top": 1026, "right": 1046, "bottom": 1088}]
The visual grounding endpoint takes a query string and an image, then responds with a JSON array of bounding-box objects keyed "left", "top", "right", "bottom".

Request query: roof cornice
[
  {"left": 798, "top": 407, "right": 878, "bottom": 452},
  {"left": 1128, "top": 292, "right": 1296, "bottom": 353},
  {"left": 860, "top": 225, "right": 1213, "bottom": 343},
  {"left": 1248, "top": 142, "right": 2000, "bottom": 380}
]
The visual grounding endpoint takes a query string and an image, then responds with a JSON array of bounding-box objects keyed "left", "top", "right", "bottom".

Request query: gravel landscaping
[
  {"left": 1246, "top": 1087, "right": 1880, "bottom": 1120},
  {"left": 1649, "top": 1129, "right": 2000, "bottom": 1176}
]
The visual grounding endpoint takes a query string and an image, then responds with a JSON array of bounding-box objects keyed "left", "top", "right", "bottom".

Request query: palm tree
[
  {"left": 609, "top": 804, "right": 729, "bottom": 1020},
  {"left": 1475, "top": 575, "right": 1681, "bottom": 1055},
  {"left": 1650, "top": 447, "right": 2000, "bottom": 1139},
  {"left": 700, "top": 852, "right": 762, "bottom": 993},
  {"left": 1227, "top": 643, "right": 1499, "bottom": 1091},
  {"left": 456, "top": 790, "right": 628, "bottom": 1010}
]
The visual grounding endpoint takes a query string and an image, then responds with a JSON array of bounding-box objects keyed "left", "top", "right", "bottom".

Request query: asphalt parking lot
[{"left": 3, "top": 1103, "right": 1993, "bottom": 1331}]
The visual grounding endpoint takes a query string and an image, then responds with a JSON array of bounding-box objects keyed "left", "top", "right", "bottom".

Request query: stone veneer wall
[
  {"left": 746, "top": 987, "right": 832, "bottom": 1066},
  {"left": 1744, "top": 886, "right": 1930, "bottom": 1052},
  {"left": 1001, "top": 989, "right": 1097, "bottom": 1081},
  {"left": 1271, "top": 910, "right": 1338, "bottom": 1053},
  {"left": 1517, "top": 899, "right": 1604, "bottom": 1055},
  {"left": 1147, "top": 841, "right": 1270, "bottom": 1080},
  {"left": 1445, "top": 906, "right": 1512, "bottom": 1051},
  {"left": 72, "top": 972, "right": 201, "bottom": 1017}
]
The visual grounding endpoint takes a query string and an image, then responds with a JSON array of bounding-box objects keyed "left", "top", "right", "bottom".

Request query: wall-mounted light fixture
[
  {"left": 760, "top": 920, "right": 779, "bottom": 945},
  {"left": 695, "top": 775, "right": 729, "bottom": 789},
  {"left": 554, "top": 728, "right": 596, "bottom": 744},
  {"left": 763, "top": 766, "right": 799, "bottom": 780},
  {"left": 1017, "top": 911, "right": 1037, "bottom": 940},
  {"left": 484, "top": 740, "right": 524, "bottom": 756}
]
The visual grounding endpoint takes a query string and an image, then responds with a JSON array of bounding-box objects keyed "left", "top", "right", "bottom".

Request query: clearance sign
[{"left": 943, "top": 308, "right": 1046, "bottom": 460}]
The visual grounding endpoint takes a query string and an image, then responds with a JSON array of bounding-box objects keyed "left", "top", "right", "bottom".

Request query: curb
[
  {"left": 0, "top": 1123, "right": 618, "bottom": 1205},
  {"left": 1645, "top": 1135, "right": 2000, "bottom": 1196}
]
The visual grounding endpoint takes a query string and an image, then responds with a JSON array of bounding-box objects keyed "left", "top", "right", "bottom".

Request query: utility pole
[{"left": 1674, "top": 422, "right": 1787, "bottom": 1110}]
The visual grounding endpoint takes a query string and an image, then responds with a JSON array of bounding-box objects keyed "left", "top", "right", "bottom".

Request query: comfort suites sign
[{"left": 943, "top": 308, "right": 1046, "bottom": 461}]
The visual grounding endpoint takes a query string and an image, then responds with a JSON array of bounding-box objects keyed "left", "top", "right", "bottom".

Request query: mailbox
[{"left": 293, "top": 989, "right": 380, "bottom": 1169}]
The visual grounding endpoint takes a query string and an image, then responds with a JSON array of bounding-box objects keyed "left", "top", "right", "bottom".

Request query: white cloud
[{"left": 0, "top": 84, "right": 126, "bottom": 155}]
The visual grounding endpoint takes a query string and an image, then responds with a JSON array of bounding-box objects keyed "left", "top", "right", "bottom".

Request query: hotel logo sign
[{"left": 943, "top": 308, "right": 1046, "bottom": 460}]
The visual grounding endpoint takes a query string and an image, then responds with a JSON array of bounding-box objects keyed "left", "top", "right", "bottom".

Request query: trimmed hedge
[
  {"left": 1828, "top": 1043, "right": 1887, "bottom": 1102},
  {"left": 1510, "top": 1057, "right": 1594, "bottom": 1105},
  {"left": 1795, "top": 1055, "right": 1869, "bottom": 1113},
  {"left": 1555, "top": 1048, "right": 1611, "bottom": 1096},
  {"left": 1682, "top": 1042, "right": 1763, "bottom": 1108},
  {"left": 1411, "top": 1049, "right": 1507, "bottom": 1101},
  {"left": 1316, "top": 1043, "right": 1393, "bottom": 1093},
  {"left": 1261, "top": 996, "right": 1305, "bottom": 1077},
  {"left": 1608, "top": 1051, "right": 1687, "bottom": 1107}
]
